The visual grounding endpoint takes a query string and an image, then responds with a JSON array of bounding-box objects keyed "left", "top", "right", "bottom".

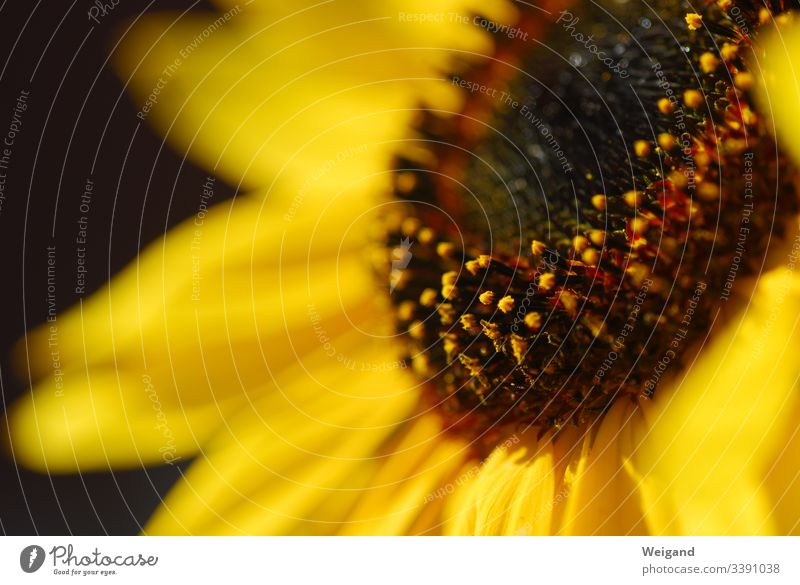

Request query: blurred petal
[
  {"left": 113, "top": 0, "right": 517, "bottom": 190},
  {"left": 144, "top": 353, "right": 436, "bottom": 535},
  {"left": 633, "top": 267, "right": 800, "bottom": 534},
  {"left": 753, "top": 14, "right": 800, "bottom": 165}
]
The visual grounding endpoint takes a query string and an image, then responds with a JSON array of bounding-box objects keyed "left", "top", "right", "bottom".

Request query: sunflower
[{"left": 4, "top": 0, "right": 800, "bottom": 535}]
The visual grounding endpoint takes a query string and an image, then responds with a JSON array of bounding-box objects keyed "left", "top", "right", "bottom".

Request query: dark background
[{"left": 0, "top": 0, "right": 237, "bottom": 534}]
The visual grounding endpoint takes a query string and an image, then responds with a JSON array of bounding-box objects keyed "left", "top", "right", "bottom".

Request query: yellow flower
[{"left": 4, "top": 1, "right": 800, "bottom": 535}]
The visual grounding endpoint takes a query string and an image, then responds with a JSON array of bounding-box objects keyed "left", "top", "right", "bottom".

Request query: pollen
[
  {"left": 523, "top": 312, "right": 542, "bottom": 332},
  {"left": 591, "top": 194, "right": 607, "bottom": 210},
  {"left": 530, "top": 240, "right": 547, "bottom": 256},
  {"left": 683, "top": 89, "right": 704, "bottom": 109},
  {"left": 419, "top": 288, "right": 438, "bottom": 307},
  {"left": 498, "top": 296, "right": 515, "bottom": 313},
  {"left": 685, "top": 13, "right": 703, "bottom": 30},
  {"left": 633, "top": 140, "right": 651, "bottom": 158},
  {"left": 699, "top": 52, "right": 720, "bottom": 74},
  {"left": 658, "top": 97, "right": 675, "bottom": 115},
  {"left": 734, "top": 72, "right": 754, "bottom": 91},
  {"left": 436, "top": 242, "right": 456, "bottom": 259},
  {"left": 478, "top": 291, "right": 496, "bottom": 306},
  {"left": 658, "top": 133, "right": 677, "bottom": 151},
  {"left": 538, "top": 273, "right": 556, "bottom": 291}
]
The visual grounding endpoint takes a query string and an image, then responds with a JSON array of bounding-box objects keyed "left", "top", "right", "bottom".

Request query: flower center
[{"left": 386, "top": 1, "right": 799, "bottom": 437}]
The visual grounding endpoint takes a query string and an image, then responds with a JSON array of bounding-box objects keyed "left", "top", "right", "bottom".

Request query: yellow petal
[
  {"left": 443, "top": 428, "right": 579, "bottom": 536},
  {"left": 753, "top": 14, "right": 800, "bottom": 165},
  {"left": 113, "top": 0, "right": 511, "bottom": 190},
  {"left": 144, "top": 354, "right": 423, "bottom": 535},
  {"left": 2, "top": 370, "right": 241, "bottom": 472},
  {"left": 559, "top": 401, "right": 647, "bottom": 535},
  {"left": 633, "top": 267, "right": 800, "bottom": 534}
]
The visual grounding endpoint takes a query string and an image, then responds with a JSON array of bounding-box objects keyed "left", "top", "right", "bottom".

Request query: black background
[{"left": 0, "top": 0, "right": 237, "bottom": 534}]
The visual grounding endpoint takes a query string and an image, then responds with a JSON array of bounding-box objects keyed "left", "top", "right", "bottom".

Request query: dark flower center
[{"left": 385, "top": 0, "right": 799, "bottom": 439}]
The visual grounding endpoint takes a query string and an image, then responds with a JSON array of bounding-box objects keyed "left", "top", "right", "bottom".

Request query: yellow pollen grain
[
  {"left": 633, "top": 140, "right": 651, "bottom": 158},
  {"left": 437, "top": 303, "right": 455, "bottom": 325},
  {"left": 631, "top": 216, "right": 650, "bottom": 235},
  {"left": 734, "top": 72, "right": 754, "bottom": 91},
  {"left": 481, "top": 321, "right": 503, "bottom": 341},
  {"left": 685, "top": 13, "right": 703, "bottom": 31},
  {"left": 478, "top": 291, "right": 496, "bottom": 306},
  {"left": 657, "top": 97, "right": 675, "bottom": 115},
  {"left": 669, "top": 170, "right": 689, "bottom": 189},
  {"left": 524, "top": 312, "right": 542, "bottom": 332},
  {"left": 697, "top": 182, "right": 720, "bottom": 201},
  {"left": 699, "top": 52, "right": 720, "bottom": 73},
  {"left": 442, "top": 335, "right": 459, "bottom": 359},
  {"left": 741, "top": 107, "right": 757, "bottom": 126},
  {"left": 717, "top": 0, "right": 732, "bottom": 10},
  {"left": 658, "top": 132, "right": 677, "bottom": 151},
  {"left": 721, "top": 43, "right": 738, "bottom": 61},
  {"left": 419, "top": 288, "right": 438, "bottom": 307},
  {"left": 397, "top": 300, "right": 416, "bottom": 322},
  {"left": 408, "top": 320, "right": 425, "bottom": 340},
  {"left": 498, "top": 296, "right": 515, "bottom": 313},
  {"left": 591, "top": 194, "right": 607, "bottom": 210},
  {"left": 582, "top": 248, "right": 600, "bottom": 266},
  {"left": 683, "top": 89, "right": 704, "bottom": 109},
  {"left": 460, "top": 314, "right": 481, "bottom": 335},
  {"left": 538, "top": 273, "right": 556, "bottom": 291},
  {"left": 395, "top": 171, "right": 417, "bottom": 194},
  {"left": 758, "top": 7, "right": 771, "bottom": 25},
  {"left": 510, "top": 334, "right": 528, "bottom": 365},
  {"left": 477, "top": 255, "right": 492, "bottom": 268},
  {"left": 573, "top": 235, "right": 590, "bottom": 253},
  {"left": 441, "top": 271, "right": 458, "bottom": 286},
  {"left": 465, "top": 260, "right": 481, "bottom": 275},
  {"left": 436, "top": 242, "right": 456, "bottom": 259},
  {"left": 623, "top": 190, "right": 644, "bottom": 208},
  {"left": 694, "top": 150, "right": 712, "bottom": 169},
  {"left": 588, "top": 229, "right": 606, "bottom": 246},
  {"left": 417, "top": 227, "right": 435, "bottom": 245},
  {"left": 559, "top": 291, "right": 579, "bottom": 316},
  {"left": 412, "top": 354, "right": 430, "bottom": 376},
  {"left": 441, "top": 284, "right": 457, "bottom": 300},
  {"left": 531, "top": 239, "right": 547, "bottom": 256},
  {"left": 401, "top": 217, "right": 420, "bottom": 236}
]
